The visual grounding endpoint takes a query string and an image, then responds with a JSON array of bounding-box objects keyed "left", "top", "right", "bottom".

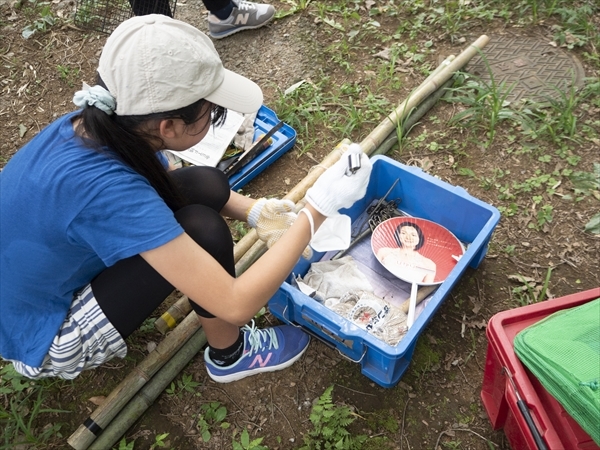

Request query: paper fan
[{"left": 371, "top": 217, "right": 464, "bottom": 285}]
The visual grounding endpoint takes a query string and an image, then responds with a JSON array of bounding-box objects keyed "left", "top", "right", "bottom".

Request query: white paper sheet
[{"left": 166, "top": 110, "right": 245, "bottom": 167}]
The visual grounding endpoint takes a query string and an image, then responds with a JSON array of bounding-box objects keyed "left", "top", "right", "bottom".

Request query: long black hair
[
  {"left": 74, "top": 75, "right": 227, "bottom": 211},
  {"left": 393, "top": 221, "right": 425, "bottom": 250}
]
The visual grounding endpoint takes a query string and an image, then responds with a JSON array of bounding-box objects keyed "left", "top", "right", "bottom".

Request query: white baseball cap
[{"left": 98, "top": 14, "right": 263, "bottom": 116}]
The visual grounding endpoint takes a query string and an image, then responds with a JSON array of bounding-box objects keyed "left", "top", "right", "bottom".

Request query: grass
[
  {"left": 509, "top": 268, "right": 554, "bottom": 306},
  {"left": 444, "top": 66, "right": 528, "bottom": 148},
  {"left": 0, "top": 364, "right": 68, "bottom": 449}
]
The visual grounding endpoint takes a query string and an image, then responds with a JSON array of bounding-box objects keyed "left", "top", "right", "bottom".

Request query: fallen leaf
[
  {"left": 421, "top": 157, "right": 434, "bottom": 172},
  {"left": 374, "top": 47, "right": 391, "bottom": 61},
  {"left": 88, "top": 396, "right": 106, "bottom": 406},
  {"left": 508, "top": 274, "right": 535, "bottom": 283},
  {"left": 19, "top": 124, "right": 27, "bottom": 138},
  {"left": 284, "top": 80, "right": 306, "bottom": 96},
  {"left": 469, "top": 295, "right": 481, "bottom": 314}
]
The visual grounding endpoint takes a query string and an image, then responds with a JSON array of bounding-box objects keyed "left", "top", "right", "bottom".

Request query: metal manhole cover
[{"left": 466, "top": 35, "right": 585, "bottom": 104}]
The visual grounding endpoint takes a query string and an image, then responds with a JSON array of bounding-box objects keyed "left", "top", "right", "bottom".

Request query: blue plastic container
[
  {"left": 268, "top": 155, "right": 501, "bottom": 388},
  {"left": 228, "top": 105, "right": 296, "bottom": 191}
]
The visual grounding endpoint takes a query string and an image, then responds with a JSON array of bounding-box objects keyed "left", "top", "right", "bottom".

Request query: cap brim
[{"left": 204, "top": 69, "right": 263, "bottom": 114}]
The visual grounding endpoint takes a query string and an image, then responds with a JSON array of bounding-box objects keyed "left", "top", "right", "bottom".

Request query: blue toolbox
[
  {"left": 268, "top": 155, "right": 501, "bottom": 388},
  {"left": 228, "top": 105, "right": 296, "bottom": 191}
]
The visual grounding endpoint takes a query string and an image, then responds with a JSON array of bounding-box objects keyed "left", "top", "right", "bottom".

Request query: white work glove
[
  {"left": 247, "top": 198, "right": 312, "bottom": 258},
  {"left": 305, "top": 144, "right": 372, "bottom": 217}
]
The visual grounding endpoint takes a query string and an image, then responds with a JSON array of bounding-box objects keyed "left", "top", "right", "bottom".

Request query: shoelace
[
  {"left": 243, "top": 320, "right": 279, "bottom": 355},
  {"left": 236, "top": 0, "right": 257, "bottom": 11}
]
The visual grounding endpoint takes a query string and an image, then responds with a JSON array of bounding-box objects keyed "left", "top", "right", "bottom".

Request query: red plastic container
[{"left": 481, "top": 287, "right": 600, "bottom": 450}]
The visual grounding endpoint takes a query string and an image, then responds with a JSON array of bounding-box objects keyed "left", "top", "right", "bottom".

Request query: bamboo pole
[
  {"left": 399, "top": 285, "right": 438, "bottom": 314},
  {"left": 360, "top": 35, "right": 488, "bottom": 155},
  {"left": 67, "top": 312, "right": 202, "bottom": 449},
  {"left": 155, "top": 296, "right": 192, "bottom": 335},
  {"left": 87, "top": 328, "right": 207, "bottom": 450}
]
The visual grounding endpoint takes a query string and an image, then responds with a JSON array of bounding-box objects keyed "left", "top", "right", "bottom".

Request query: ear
[{"left": 158, "top": 119, "right": 179, "bottom": 140}]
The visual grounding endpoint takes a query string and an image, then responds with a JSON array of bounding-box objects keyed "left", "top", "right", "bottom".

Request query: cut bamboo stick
[
  {"left": 360, "top": 35, "right": 488, "bottom": 156},
  {"left": 87, "top": 328, "right": 207, "bottom": 450},
  {"left": 67, "top": 312, "right": 202, "bottom": 449},
  {"left": 155, "top": 296, "right": 193, "bottom": 335},
  {"left": 399, "top": 285, "right": 438, "bottom": 314}
]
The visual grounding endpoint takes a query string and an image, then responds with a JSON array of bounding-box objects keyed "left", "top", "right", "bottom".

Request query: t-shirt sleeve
[{"left": 67, "top": 173, "right": 184, "bottom": 267}]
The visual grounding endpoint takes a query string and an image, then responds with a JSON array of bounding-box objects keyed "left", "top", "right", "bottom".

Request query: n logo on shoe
[
  {"left": 235, "top": 13, "right": 249, "bottom": 25},
  {"left": 250, "top": 353, "right": 272, "bottom": 368}
]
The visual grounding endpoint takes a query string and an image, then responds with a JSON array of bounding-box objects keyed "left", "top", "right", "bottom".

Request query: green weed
[
  {"left": 196, "top": 402, "right": 229, "bottom": 442},
  {"left": 0, "top": 364, "right": 68, "bottom": 449},
  {"left": 115, "top": 437, "right": 135, "bottom": 450},
  {"left": 300, "top": 385, "right": 367, "bottom": 450},
  {"left": 21, "top": 0, "right": 56, "bottom": 39},
  {"left": 150, "top": 432, "right": 171, "bottom": 449},
  {"left": 445, "top": 68, "right": 528, "bottom": 148},
  {"left": 230, "top": 220, "right": 249, "bottom": 243},
  {"left": 57, "top": 65, "right": 81, "bottom": 88},
  {"left": 165, "top": 372, "right": 200, "bottom": 398},
  {"left": 232, "top": 428, "right": 268, "bottom": 450},
  {"left": 276, "top": 0, "right": 312, "bottom": 19},
  {"left": 509, "top": 268, "right": 553, "bottom": 306}
]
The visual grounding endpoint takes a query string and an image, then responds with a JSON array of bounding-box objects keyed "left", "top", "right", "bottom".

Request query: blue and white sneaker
[{"left": 204, "top": 321, "right": 310, "bottom": 383}]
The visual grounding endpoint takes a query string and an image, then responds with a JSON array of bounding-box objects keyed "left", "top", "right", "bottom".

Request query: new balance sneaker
[
  {"left": 204, "top": 321, "right": 310, "bottom": 383},
  {"left": 207, "top": 0, "right": 275, "bottom": 39}
]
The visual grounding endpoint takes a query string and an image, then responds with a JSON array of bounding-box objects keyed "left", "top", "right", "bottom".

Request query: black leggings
[
  {"left": 91, "top": 166, "right": 234, "bottom": 339},
  {"left": 129, "top": 0, "right": 231, "bottom": 16}
]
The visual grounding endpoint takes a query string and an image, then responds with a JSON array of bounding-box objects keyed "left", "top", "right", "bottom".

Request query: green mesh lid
[{"left": 514, "top": 298, "right": 600, "bottom": 445}]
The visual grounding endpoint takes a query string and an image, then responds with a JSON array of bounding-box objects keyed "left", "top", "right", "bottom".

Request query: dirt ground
[{"left": 1, "top": 0, "right": 599, "bottom": 449}]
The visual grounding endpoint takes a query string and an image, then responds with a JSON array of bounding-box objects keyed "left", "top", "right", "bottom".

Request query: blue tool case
[{"left": 228, "top": 105, "right": 296, "bottom": 191}]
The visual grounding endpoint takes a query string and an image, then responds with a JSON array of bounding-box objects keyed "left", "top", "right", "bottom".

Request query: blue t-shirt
[{"left": 0, "top": 112, "right": 184, "bottom": 366}]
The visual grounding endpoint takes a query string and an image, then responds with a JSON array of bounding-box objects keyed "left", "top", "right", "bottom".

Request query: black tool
[
  {"left": 219, "top": 120, "right": 284, "bottom": 177},
  {"left": 503, "top": 367, "right": 548, "bottom": 450},
  {"left": 331, "top": 178, "right": 401, "bottom": 260}
]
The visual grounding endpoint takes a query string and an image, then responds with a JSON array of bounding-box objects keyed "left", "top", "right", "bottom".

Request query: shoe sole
[
  {"left": 208, "top": 14, "right": 275, "bottom": 39},
  {"left": 206, "top": 338, "right": 309, "bottom": 383}
]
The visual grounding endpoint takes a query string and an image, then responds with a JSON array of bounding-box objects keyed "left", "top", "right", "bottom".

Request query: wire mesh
[{"left": 74, "top": 0, "right": 177, "bottom": 34}]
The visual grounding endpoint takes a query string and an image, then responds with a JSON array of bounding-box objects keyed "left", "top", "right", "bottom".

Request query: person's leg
[
  {"left": 90, "top": 203, "right": 235, "bottom": 339},
  {"left": 91, "top": 166, "right": 233, "bottom": 338},
  {"left": 92, "top": 166, "right": 309, "bottom": 382},
  {"left": 205, "top": 0, "right": 276, "bottom": 39},
  {"left": 129, "top": 0, "right": 173, "bottom": 17},
  {"left": 203, "top": 0, "right": 232, "bottom": 17}
]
